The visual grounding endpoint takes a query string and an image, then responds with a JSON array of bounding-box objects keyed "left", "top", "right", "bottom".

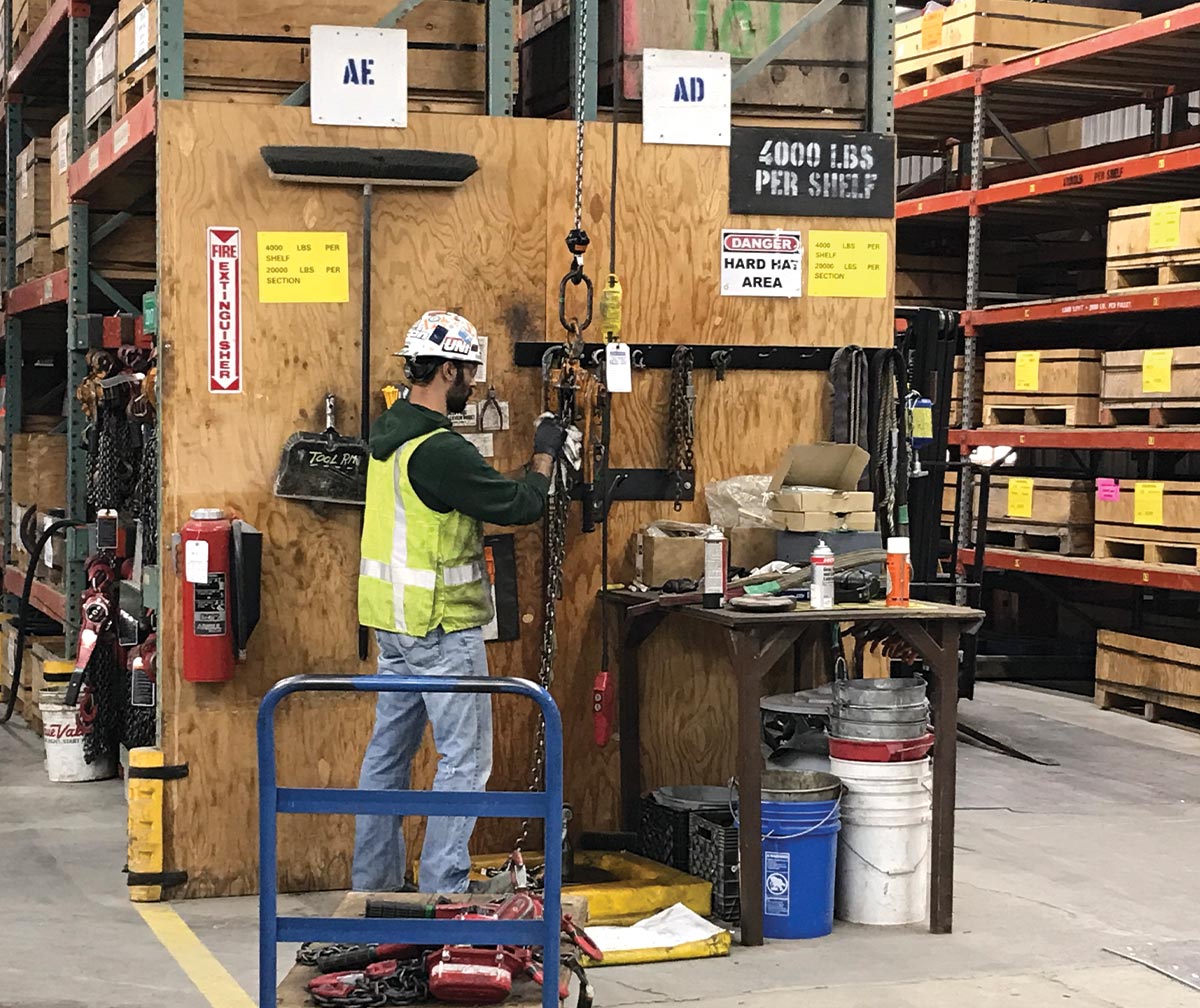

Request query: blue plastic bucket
[{"left": 761, "top": 797, "right": 840, "bottom": 939}]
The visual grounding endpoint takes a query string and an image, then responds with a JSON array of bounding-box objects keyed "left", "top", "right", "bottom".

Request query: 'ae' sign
[
  {"left": 310, "top": 25, "right": 408, "bottom": 128},
  {"left": 642, "top": 49, "right": 731, "bottom": 147}
]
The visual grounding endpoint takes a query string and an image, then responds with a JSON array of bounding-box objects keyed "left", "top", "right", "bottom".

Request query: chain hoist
[{"left": 667, "top": 347, "right": 696, "bottom": 511}]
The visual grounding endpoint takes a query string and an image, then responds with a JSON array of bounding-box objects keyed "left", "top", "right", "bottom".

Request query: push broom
[{"left": 260, "top": 145, "right": 479, "bottom": 658}]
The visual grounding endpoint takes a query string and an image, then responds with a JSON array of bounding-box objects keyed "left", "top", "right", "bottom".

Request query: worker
[{"left": 353, "top": 310, "right": 575, "bottom": 894}]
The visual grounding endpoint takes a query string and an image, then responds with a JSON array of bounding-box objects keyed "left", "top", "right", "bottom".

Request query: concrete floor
[{"left": 2, "top": 683, "right": 1198, "bottom": 1007}]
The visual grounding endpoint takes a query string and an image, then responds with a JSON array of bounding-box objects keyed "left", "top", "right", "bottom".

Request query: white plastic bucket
[
  {"left": 829, "top": 755, "right": 932, "bottom": 925},
  {"left": 40, "top": 695, "right": 116, "bottom": 783}
]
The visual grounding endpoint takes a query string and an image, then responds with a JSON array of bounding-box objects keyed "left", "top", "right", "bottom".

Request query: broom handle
[{"left": 358, "top": 184, "right": 374, "bottom": 662}]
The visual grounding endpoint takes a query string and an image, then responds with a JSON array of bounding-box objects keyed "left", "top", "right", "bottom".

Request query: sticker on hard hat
[{"left": 442, "top": 334, "right": 474, "bottom": 355}]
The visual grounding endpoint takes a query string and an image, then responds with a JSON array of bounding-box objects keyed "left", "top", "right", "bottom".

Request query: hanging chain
[
  {"left": 571, "top": 0, "right": 588, "bottom": 231},
  {"left": 516, "top": 359, "right": 577, "bottom": 853},
  {"left": 667, "top": 347, "right": 696, "bottom": 511}
]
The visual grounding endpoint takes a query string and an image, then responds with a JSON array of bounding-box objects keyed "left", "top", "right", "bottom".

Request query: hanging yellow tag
[
  {"left": 1014, "top": 350, "right": 1040, "bottom": 391},
  {"left": 1006, "top": 477, "right": 1034, "bottom": 519},
  {"left": 1148, "top": 202, "right": 1182, "bottom": 250},
  {"left": 599, "top": 274, "right": 623, "bottom": 340},
  {"left": 921, "top": 7, "right": 944, "bottom": 50},
  {"left": 1141, "top": 348, "right": 1173, "bottom": 393},
  {"left": 1134, "top": 481, "right": 1164, "bottom": 526}
]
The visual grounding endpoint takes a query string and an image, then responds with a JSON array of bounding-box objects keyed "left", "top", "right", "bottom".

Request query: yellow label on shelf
[
  {"left": 1134, "top": 481, "right": 1164, "bottom": 527},
  {"left": 1148, "top": 201, "right": 1182, "bottom": 250},
  {"left": 1014, "top": 350, "right": 1040, "bottom": 391},
  {"left": 257, "top": 231, "right": 350, "bottom": 303},
  {"left": 1141, "top": 348, "right": 1173, "bottom": 394},
  {"left": 1006, "top": 477, "right": 1034, "bottom": 519},
  {"left": 921, "top": 7, "right": 944, "bottom": 50},
  {"left": 808, "top": 231, "right": 888, "bottom": 298}
]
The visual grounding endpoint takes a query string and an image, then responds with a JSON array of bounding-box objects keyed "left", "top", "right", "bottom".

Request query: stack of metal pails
[
  {"left": 828, "top": 678, "right": 933, "bottom": 761},
  {"left": 828, "top": 677, "right": 934, "bottom": 927}
]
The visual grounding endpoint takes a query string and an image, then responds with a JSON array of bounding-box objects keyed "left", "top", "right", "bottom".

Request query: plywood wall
[{"left": 158, "top": 101, "right": 893, "bottom": 897}]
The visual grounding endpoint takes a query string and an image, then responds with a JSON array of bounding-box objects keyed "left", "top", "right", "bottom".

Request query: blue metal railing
[{"left": 257, "top": 674, "right": 564, "bottom": 1008}]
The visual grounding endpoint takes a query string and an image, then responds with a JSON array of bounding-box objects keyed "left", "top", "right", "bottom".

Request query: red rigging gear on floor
[{"left": 305, "top": 894, "right": 601, "bottom": 1007}]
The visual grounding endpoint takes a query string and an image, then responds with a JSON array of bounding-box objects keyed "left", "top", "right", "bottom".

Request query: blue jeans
[{"left": 352, "top": 626, "right": 493, "bottom": 893}]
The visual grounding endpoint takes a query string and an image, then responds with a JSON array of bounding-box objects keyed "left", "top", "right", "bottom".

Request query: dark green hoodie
[{"left": 370, "top": 399, "right": 548, "bottom": 526}]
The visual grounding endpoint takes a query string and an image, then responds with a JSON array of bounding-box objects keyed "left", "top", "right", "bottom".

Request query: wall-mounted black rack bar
[{"left": 513, "top": 343, "right": 882, "bottom": 372}]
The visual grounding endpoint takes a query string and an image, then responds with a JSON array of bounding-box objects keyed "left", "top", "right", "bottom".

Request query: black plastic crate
[
  {"left": 689, "top": 810, "right": 739, "bottom": 923},
  {"left": 636, "top": 794, "right": 692, "bottom": 870}
]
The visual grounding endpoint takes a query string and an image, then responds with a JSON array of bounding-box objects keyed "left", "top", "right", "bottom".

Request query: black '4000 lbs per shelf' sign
[{"left": 729, "top": 127, "right": 895, "bottom": 219}]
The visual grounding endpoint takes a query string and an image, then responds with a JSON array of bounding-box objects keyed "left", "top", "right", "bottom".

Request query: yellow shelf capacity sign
[
  {"left": 807, "top": 230, "right": 888, "bottom": 298},
  {"left": 1006, "top": 477, "right": 1034, "bottom": 519},
  {"left": 1134, "top": 481, "right": 1164, "bottom": 526},
  {"left": 258, "top": 231, "right": 350, "bottom": 303}
]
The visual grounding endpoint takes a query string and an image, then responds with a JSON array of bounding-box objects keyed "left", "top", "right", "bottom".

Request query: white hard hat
[{"left": 395, "top": 311, "right": 483, "bottom": 364}]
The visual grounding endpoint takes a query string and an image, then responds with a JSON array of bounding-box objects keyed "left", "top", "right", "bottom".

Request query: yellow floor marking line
[{"left": 136, "top": 903, "right": 257, "bottom": 1008}]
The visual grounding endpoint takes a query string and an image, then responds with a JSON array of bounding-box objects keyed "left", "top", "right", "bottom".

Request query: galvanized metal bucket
[
  {"left": 831, "top": 677, "right": 929, "bottom": 741},
  {"left": 762, "top": 769, "right": 843, "bottom": 803}
]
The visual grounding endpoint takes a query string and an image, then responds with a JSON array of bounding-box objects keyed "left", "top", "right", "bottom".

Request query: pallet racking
[{"left": 896, "top": 1, "right": 1200, "bottom": 600}]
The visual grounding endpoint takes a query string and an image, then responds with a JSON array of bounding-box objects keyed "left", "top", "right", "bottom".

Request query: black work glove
[{"left": 533, "top": 414, "right": 568, "bottom": 457}]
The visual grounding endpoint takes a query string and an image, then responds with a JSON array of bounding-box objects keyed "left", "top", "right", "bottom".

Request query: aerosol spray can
[
  {"left": 810, "top": 538, "right": 835, "bottom": 610},
  {"left": 703, "top": 528, "right": 728, "bottom": 609}
]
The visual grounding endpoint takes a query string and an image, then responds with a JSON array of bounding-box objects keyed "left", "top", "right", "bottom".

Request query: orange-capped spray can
[{"left": 886, "top": 536, "right": 911, "bottom": 607}]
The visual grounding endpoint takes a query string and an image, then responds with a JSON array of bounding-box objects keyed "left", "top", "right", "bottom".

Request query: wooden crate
[
  {"left": 92, "top": 212, "right": 157, "bottom": 272},
  {"left": 10, "top": 0, "right": 50, "bottom": 62},
  {"left": 14, "top": 137, "right": 57, "bottom": 284},
  {"left": 520, "top": 0, "right": 866, "bottom": 120},
  {"left": 49, "top": 115, "right": 70, "bottom": 253},
  {"left": 981, "top": 476, "right": 1093, "bottom": 556},
  {"left": 896, "top": 0, "right": 1137, "bottom": 89},
  {"left": 949, "top": 352, "right": 984, "bottom": 428},
  {"left": 116, "top": 0, "right": 485, "bottom": 112},
  {"left": 1093, "top": 479, "right": 1200, "bottom": 568},
  {"left": 1096, "top": 630, "right": 1200, "bottom": 724},
  {"left": 982, "top": 349, "right": 1101, "bottom": 426},
  {"left": 1100, "top": 346, "right": 1200, "bottom": 426},
  {"left": 1106, "top": 198, "right": 1200, "bottom": 291},
  {"left": 86, "top": 12, "right": 119, "bottom": 131},
  {"left": 6, "top": 433, "right": 67, "bottom": 573}
]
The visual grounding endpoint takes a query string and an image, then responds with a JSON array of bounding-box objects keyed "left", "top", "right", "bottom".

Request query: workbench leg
[
  {"left": 735, "top": 660, "right": 764, "bottom": 946},
  {"left": 618, "top": 624, "right": 643, "bottom": 833},
  {"left": 929, "top": 625, "right": 960, "bottom": 934},
  {"left": 615, "top": 609, "right": 665, "bottom": 833}
]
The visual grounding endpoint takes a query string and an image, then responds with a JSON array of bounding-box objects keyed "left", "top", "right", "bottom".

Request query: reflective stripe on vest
[{"left": 357, "top": 428, "right": 492, "bottom": 636}]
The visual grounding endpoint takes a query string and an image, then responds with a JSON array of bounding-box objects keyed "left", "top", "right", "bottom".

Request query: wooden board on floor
[
  {"left": 276, "top": 891, "right": 589, "bottom": 1008},
  {"left": 157, "top": 101, "right": 894, "bottom": 898},
  {"left": 1096, "top": 628, "right": 1200, "bottom": 721}
]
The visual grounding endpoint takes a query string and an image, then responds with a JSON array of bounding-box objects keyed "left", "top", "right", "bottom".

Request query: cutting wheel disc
[{"left": 728, "top": 595, "right": 795, "bottom": 612}]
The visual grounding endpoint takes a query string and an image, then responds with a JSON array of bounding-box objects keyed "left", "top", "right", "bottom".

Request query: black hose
[{"left": 1, "top": 518, "right": 82, "bottom": 725}]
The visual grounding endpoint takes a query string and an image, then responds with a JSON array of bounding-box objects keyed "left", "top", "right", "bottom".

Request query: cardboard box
[
  {"left": 635, "top": 533, "right": 705, "bottom": 587},
  {"left": 767, "top": 443, "right": 873, "bottom": 513},
  {"left": 728, "top": 526, "right": 777, "bottom": 572},
  {"left": 775, "top": 510, "right": 876, "bottom": 533}
]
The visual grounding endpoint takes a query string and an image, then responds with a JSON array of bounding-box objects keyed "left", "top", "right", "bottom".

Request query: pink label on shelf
[{"left": 1096, "top": 478, "right": 1120, "bottom": 502}]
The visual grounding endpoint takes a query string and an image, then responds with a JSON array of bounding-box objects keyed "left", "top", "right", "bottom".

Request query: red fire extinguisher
[{"left": 181, "top": 507, "right": 235, "bottom": 683}]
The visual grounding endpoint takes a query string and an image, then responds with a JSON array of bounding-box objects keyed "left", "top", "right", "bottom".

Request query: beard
[{"left": 447, "top": 375, "right": 473, "bottom": 414}]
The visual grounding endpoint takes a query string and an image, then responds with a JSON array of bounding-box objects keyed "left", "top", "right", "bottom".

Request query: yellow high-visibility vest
[{"left": 358, "top": 430, "right": 492, "bottom": 636}]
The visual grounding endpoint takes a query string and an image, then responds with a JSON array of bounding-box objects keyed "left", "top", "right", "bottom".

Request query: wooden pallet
[
  {"left": 984, "top": 521, "right": 1092, "bottom": 556},
  {"left": 15, "top": 241, "right": 65, "bottom": 283},
  {"left": 1096, "top": 682, "right": 1200, "bottom": 725},
  {"left": 1093, "top": 532, "right": 1200, "bottom": 568},
  {"left": 983, "top": 399, "right": 1098, "bottom": 426},
  {"left": 1099, "top": 403, "right": 1200, "bottom": 427},
  {"left": 1107, "top": 262, "right": 1200, "bottom": 291},
  {"left": 86, "top": 102, "right": 118, "bottom": 147},
  {"left": 117, "top": 62, "right": 156, "bottom": 117},
  {"left": 896, "top": 43, "right": 1026, "bottom": 88},
  {"left": 10, "top": 0, "right": 51, "bottom": 61}
]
